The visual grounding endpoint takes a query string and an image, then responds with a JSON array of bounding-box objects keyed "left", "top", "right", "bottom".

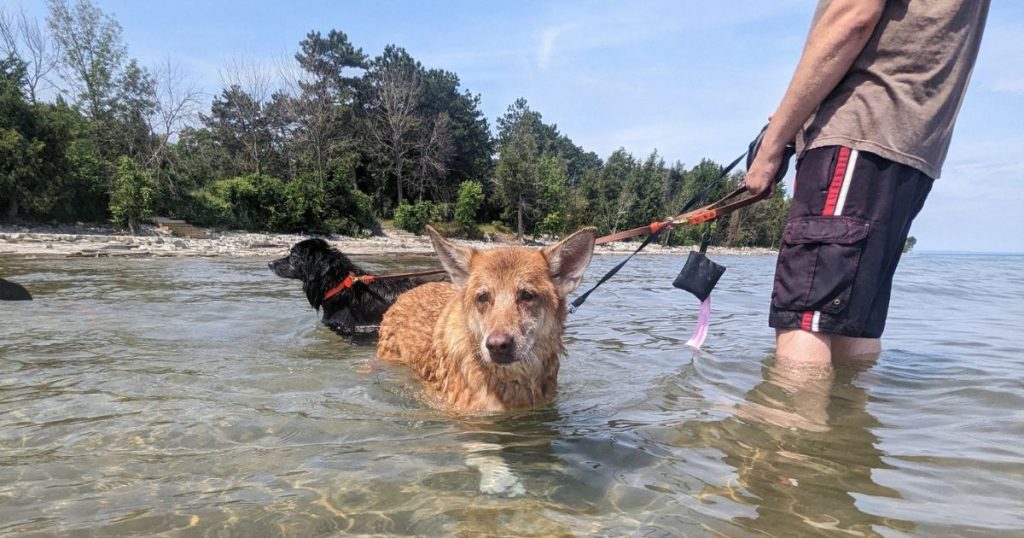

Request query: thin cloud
[{"left": 538, "top": 24, "right": 575, "bottom": 70}]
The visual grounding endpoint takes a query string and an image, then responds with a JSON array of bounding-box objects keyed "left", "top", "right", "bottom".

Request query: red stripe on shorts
[
  {"left": 801, "top": 311, "right": 814, "bottom": 332},
  {"left": 801, "top": 146, "right": 852, "bottom": 330},
  {"left": 822, "top": 146, "right": 851, "bottom": 216}
]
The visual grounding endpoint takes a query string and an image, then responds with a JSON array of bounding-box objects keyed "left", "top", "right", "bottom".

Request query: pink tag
[{"left": 685, "top": 296, "right": 711, "bottom": 349}]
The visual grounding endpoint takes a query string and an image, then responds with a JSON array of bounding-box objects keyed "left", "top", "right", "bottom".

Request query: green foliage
[
  {"left": 719, "top": 174, "right": 788, "bottom": 248},
  {"left": 0, "top": 57, "right": 42, "bottom": 219},
  {"left": 454, "top": 180, "right": 484, "bottom": 235},
  {"left": 493, "top": 105, "right": 541, "bottom": 241},
  {"left": 46, "top": 0, "right": 127, "bottom": 120},
  {"left": 0, "top": 57, "right": 109, "bottom": 222},
  {"left": 420, "top": 69, "right": 493, "bottom": 192},
  {"left": 535, "top": 154, "right": 569, "bottom": 236},
  {"left": 109, "top": 156, "right": 152, "bottom": 233},
  {"left": 904, "top": 236, "right": 917, "bottom": 254},
  {"left": 189, "top": 174, "right": 286, "bottom": 231},
  {"left": 393, "top": 200, "right": 442, "bottom": 234},
  {"left": 1, "top": 7, "right": 795, "bottom": 248}
]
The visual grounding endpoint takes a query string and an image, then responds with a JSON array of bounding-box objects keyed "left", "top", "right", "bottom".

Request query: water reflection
[{"left": 697, "top": 356, "right": 915, "bottom": 536}]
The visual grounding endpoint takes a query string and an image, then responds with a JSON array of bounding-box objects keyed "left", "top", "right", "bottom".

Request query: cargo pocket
[{"left": 772, "top": 216, "right": 870, "bottom": 314}]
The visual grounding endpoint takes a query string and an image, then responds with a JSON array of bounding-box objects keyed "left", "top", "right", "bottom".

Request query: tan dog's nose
[{"left": 485, "top": 331, "right": 517, "bottom": 364}]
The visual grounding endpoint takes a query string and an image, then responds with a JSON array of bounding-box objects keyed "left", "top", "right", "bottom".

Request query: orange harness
[{"left": 322, "top": 269, "right": 446, "bottom": 301}]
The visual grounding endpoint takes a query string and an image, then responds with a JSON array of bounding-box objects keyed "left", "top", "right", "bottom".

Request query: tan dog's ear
[
  {"left": 427, "top": 225, "right": 473, "bottom": 286},
  {"left": 543, "top": 227, "right": 597, "bottom": 298}
]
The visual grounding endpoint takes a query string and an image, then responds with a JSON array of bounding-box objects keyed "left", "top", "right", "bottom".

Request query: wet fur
[
  {"left": 269, "top": 238, "right": 422, "bottom": 334},
  {"left": 377, "top": 226, "right": 597, "bottom": 413}
]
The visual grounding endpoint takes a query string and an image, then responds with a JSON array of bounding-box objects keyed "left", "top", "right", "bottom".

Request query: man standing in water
[{"left": 745, "top": 0, "right": 990, "bottom": 363}]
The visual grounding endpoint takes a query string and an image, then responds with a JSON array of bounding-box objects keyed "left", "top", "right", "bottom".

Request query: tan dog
[{"left": 377, "top": 226, "right": 597, "bottom": 414}]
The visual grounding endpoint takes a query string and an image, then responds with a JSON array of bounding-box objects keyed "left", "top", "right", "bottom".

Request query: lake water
[{"left": 1, "top": 251, "right": 1022, "bottom": 536}]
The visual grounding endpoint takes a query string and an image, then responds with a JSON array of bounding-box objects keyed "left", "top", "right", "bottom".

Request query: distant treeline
[{"left": 0, "top": 0, "right": 789, "bottom": 247}]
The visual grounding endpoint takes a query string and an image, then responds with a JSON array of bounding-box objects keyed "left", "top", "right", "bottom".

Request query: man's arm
[{"left": 745, "top": 0, "right": 885, "bottom": 195}]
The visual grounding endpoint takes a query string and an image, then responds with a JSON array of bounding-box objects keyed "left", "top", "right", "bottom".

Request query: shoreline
[{"left": 0, "top": 222, "right": 776, "bottom": 259}]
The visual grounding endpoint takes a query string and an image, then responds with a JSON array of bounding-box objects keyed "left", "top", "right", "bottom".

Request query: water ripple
[{"left": 1, "top": 253, "right": 1022, "bottom": 535}]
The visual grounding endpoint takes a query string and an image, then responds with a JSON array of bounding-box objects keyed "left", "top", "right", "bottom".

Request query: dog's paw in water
[{"left": 463, "top": 442, "right": 526, "bottom": 497}]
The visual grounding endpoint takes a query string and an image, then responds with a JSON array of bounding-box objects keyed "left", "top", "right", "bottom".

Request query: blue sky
[{"left": 13, "top": 0, "right": 1024, "bottom": 252}]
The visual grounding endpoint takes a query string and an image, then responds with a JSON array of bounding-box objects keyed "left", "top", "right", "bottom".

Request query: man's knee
[{"left": 775, "top": 329, "right": 832, "bottom": 365}]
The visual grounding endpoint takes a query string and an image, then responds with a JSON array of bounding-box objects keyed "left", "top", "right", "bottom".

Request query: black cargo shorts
[{"left": 769, "top": 146, "right": 934, "bottom": 338}]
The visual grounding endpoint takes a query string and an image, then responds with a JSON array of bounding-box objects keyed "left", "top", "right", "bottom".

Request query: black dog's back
[
  {"left": 0, "top": 278, "right": 32, "bottom": 301},
  {"left": 269, "top": 239, "right": 422, "bottom": 335}
]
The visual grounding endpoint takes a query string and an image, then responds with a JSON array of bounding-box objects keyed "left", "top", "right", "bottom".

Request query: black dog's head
[
  {"left": 269, "top": 238, "right": 365, "bottom": 317},
  {"left": 270, "top": 238, "right": 424, "bottom": 334},
  {"left": 269, "top": 238, "right": 357, "bottom": 282}
]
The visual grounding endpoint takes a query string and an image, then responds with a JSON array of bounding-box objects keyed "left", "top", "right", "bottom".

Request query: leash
[
  {"left": 323, "top": 269, "right": 447, "bottom": 301},
  {"left": 570, "top": 125, "right": 795, "bottom": 313}
]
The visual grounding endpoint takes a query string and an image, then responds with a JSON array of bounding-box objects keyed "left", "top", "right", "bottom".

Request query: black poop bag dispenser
[
  {"left": 673, "top": 250, "right": 725, "bottom": 302},
  {"left": 673, "top": 234, "right": 725, "bottom": 302},
  {"left": 672, "top": 234, "right": 725, "bottom": 348}
]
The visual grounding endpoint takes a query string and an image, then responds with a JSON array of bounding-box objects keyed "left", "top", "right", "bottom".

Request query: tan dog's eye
[
  {"left": 517, "top": 290, "right": 535, "bottom": 302},
  {"left": 476, "top": 291, "right": 490, "bottom": 305}
]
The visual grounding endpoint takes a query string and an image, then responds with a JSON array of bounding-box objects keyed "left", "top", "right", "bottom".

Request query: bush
[
  {"left": 109, "top": 156, "right": 153, "bottom": 233},
  {"left": 187, "top": 168, "right": 379, "bottom": 235},
  {"left": 394, "top": 200, "right": 442, "bottom": 234},
  {"left": 455, "top": 180, "right": 484, "bottom": 236},
  {"left": 188, "top": 174, "right": 287, "bottom": 231},
  {"left": 535, "top": 211, "right": 564, "bottom": 238},
  {"left": 330, "top": 184, "right": 376, "bottom": 235}
]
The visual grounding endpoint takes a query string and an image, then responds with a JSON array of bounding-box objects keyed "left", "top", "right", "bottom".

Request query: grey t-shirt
[{"left": 798, "top": 0, "right": 990, "bottom": 179}]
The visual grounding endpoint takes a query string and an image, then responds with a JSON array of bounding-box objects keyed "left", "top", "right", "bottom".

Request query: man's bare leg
[
  {"left": 776, "top": 329, "right": 832, "bottom": 365},
  {"left": 777, "top": 329, "right": 881, "bottom": 364},
  {"left": 831, "top": 336, "right": 881, "bottom": 360}
]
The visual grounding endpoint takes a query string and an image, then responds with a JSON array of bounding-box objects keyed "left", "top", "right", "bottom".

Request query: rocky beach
[{"left": 0, "top": 222, "right": 775, "bottom": 259}]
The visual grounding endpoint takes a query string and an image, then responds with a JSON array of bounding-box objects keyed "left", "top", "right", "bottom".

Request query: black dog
[
  {"left": 0, "top": 278, "right": 32, "bottom": 301},
  {"left": 269, "top": 238, "right": 423, "bottom": 335}
]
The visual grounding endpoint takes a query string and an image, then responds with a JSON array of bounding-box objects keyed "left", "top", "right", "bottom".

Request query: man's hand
[
  {"left": 744, "top": 0, "right": 884, "bottom": 197},
  {"left": 745, "top": 141, "right": 785, "bottom": 196}
]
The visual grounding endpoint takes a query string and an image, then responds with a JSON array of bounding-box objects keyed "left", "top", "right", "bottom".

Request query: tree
[
  {"left": 292, "top": 29, "right": 366, "bottom": 180},
  {"left": 149, "top": 58, "right": 201, "bottom": 168},
  {"left": 493, "top": 119, "right": 539, "bottom": 242},
  {"left": 0, "top": 6, "right": 61, "bottom": 103},
  {"left": 411, "top": 111, "right": 454, "bottom": 201},
  {"left": 724, "top": 174, "right": 789, "bottom": 248},
  {"left": 420, "top": 68, "right": 493, "bottom": 197},
  {"left": 360, "top": 46, "right": 453, "bottom": 208},
  {"left": 0, "top": 57, "right": 43, "bottom": 220},
  {"left": 454, "top": 180, "right": 484, "bottom": 236},
  {"left": 109, "top": 155, "right": 152, "bottom": 233},
  {"left": 496, "top": 97, "right": 598, "bottom": 184},
  {"left": 628, "top": 151, "right": 668, "bottom": 230},
  {"left": 903, "top": 236, "right": 917, "bottom": 254},
  {"left": 534, "top": 153, "right": 569, "bottom": 237},
  {"left": 360, "top": 46, "right": 422, "bottom": 208},
  {"left": 0, "top": 57, "right": 100, "bottom": 222},
  {"left": 46, "top": 0, "right": 125, "bottom": 119},
  {"left": 111, "top": 58, "right": 156, "bottom": 160},
  {"left": 589, "top": 149, "right": 635, "bottom": 233},
  {"left": 203, "top": 85, "right": 271, "bottom": 176}
]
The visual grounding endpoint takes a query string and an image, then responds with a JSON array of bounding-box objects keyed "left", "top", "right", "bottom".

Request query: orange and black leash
[
  {"left": 569, "top": 125, "right": 795, "bottom": 313},
  {"left": 320, "top": 127, "right": 793, "bottom": 312},
  {"left": 323, "top": 268, "right": 447, "bottom": 301}
]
